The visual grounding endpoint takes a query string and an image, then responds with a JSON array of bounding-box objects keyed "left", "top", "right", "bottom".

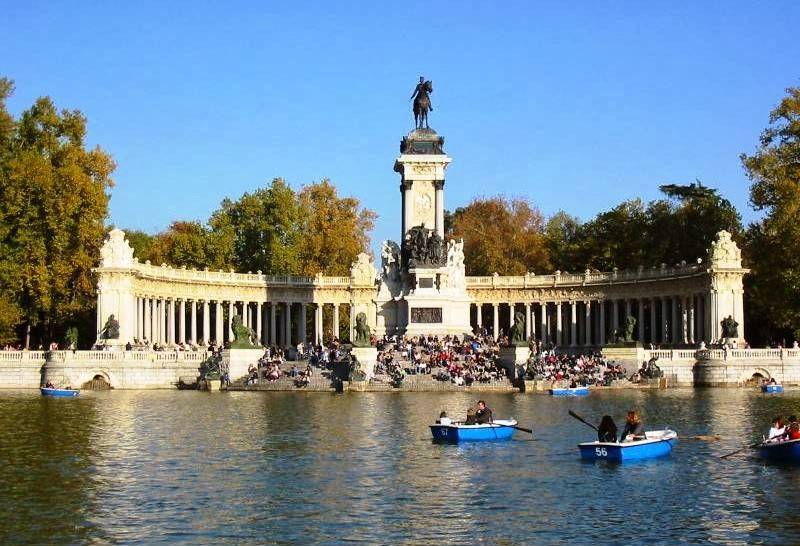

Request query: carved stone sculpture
[
  {"left": 353, "top": 312, "right": 371, "bottom": 347},
  {"left": 381, "top": 240, "right": 401, "bottom": 283},
  {"left": 350, "top": 253, "right": 377, "bottom": 286},
  {"left": 100, "top": 314, "right": 120, "bottom": 339},
  {"left": 410, "top": 76, "right": 433, "bottom": 130},
  {"left": 508, "top": 311, "right": 526, "bottom": 345},
  {"left": 721, "top": 315, "right": 739, "bottom": 339},
  {"left": 403, "top": 225, "right": 446, "bottom": 268},
  {"left": 230, "top": 315, "right": 256, "bottom": 348},
  {"left": 100, "top": 229, "right": 135, "bottom": 268},
  {"left": 709, "top": 230, "right": 742, "bottom": 268}
]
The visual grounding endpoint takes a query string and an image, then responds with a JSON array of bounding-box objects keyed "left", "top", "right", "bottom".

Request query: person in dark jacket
[
  {"left": 619, "top": 410, "right": 645, "bottom": 442},
  {"left": 597, "top": 415, "right": 618, "bottom": 443},
  {"left": 475, "top": 400, "right": 493, "bottom": 424}
]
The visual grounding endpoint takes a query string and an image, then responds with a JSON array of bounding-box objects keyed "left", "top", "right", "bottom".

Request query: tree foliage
[
  {"left": 450, "top": 196, "right": 551, "bottom": 275},
  {"left": 741, "top": 87, "right": 800, "bottom": 341},
  {"left": 133, "top": 178, "right": 376, "bottom": 276},
  {"left": 0, "top": 79, "right": 114, "bottom": 346}
]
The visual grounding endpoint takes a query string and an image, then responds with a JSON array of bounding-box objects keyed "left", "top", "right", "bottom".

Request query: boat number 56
[{"left": 595, "top": 447, "right": 608, "bottom": 457}]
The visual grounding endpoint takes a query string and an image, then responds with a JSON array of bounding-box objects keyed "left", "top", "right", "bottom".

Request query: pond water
[{"left": 2, "top": 388, "right": 800, "bottom": 545}]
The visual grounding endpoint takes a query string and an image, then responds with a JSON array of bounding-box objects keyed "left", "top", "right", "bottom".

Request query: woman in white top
[{"left": 767, "top": 416, "right": 785, "bottom": 442}]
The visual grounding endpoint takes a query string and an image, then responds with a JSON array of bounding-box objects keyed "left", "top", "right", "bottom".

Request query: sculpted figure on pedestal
[
  {"left": 381, "top": 240, "right": 401, "bottom": 283},
  {"left": 353, "top": 312, "right": 371, "bottom": 347},
  {"left": 403, "top": 225, "right": 446, "bottom": 268},
  {"left": 100, "top": 229, "right": 135, "bottom": 268},
  {"left": 350, "top": 253, "right": 377, "bottom": 286},
  {"left": 508, "top": 311, "right": 526, "bottom": 345},
  {"left": 410, "top": 76, "right": 433, "bottom": 130},
  {"left": 230, "top": 315, "right": 256, "bottom": 348},
  {"left": 721, "top": 315, "right": 739, "bottom": 339},
  {"left": 99, "top": 314, "right": 120, "bottom": 339}
]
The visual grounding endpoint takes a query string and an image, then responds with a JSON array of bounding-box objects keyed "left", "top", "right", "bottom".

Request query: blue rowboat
[
  {"left": 40, "top": 387, "right": 79, "bottom": 397},
  {"left": 579, "top": 429, "right": 678, "bottom": 461},
  {"left": 550, "top": 387, "right": 589, "bottom": 396},
  {"left": 430, "top": 419, "right": 518, "bottom": 443},
  {"left": 761, "top": 384, "right": 784, "bottom": 394},
  {"left": 758, "top": 439, "right": 800, "bottom": 462}
]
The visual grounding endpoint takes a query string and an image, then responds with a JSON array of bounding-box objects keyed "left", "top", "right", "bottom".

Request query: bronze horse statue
[{"left": 410, "top": 77, "right": 433, "bottom": 129}]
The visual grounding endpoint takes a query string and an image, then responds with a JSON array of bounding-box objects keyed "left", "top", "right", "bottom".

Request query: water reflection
[{"left": 2, "top": 388, "right": 800, "bottom": 544}]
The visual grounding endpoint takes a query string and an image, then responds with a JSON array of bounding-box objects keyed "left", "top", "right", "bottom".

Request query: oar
[
  {"left": 720, "top": 433, "right": 783, "bottom": 459},
  {"left": 569, "top": 410, "right": 598, "bottom": 431},
  {"left": 491, "top": 422, "right": 533, "bottom": 434}
]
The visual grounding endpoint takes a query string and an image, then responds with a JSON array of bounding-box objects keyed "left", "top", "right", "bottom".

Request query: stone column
[
  {"left": 135, "top": 297, "right": 142, "bottom": 340},
  {"left": 256, "top": 302, "right": 263, "bottom": 345},
  {"left": 492, "top": 303, "right": 499, "bottom": 340},
  {"left": 508, "top": 302, "right": 514, "bottom": 334},
  {"left": 661, "top": 296, "right": 669, "bottom": 344},
  {"left": 680, "top": 296, "right": 688, "bottom": 344},
  {"left": 625, "top": 299, "right": 632, "bottom": 322},
  {"left": 556, "top": 302, "right": 563, "bottom": 346},
  {"left": 202, "top": 301, "right": 209, "bottom": 344},
  {"left": 299, "top": 303, "right": 307, "bottom": 342},
  {"left": 637, "top": 299, "right": 644, "bottom": 342},
  {"left": 476, "top": 303, "right": 483, "bottom": 330},
  {"left": 524, "top": 303, "right": 531, "bottom": 340},
  {"left": 688, "top": 296, "right": 696, "bottom": 345},
  {"left": 649, "top": 299, "right": 657, "bottom": 344},
  {"left": 333, "top": 303, "right": 340, "bottom": 341},
  {"left": 401, "top": 182, "right": 413, "bottom": 241},
  {"left": 612, "top": 300, "right": 619, "bottom": 332},
  {"left": 599, "top": 300, "right": 606, "bottom": 346},
  {"left": 228, "top": 301, "right": 234, "bottom": 340},
  {"left": 540, "top": 302, "right": 548, "bottom": 344},
  {"left": 215, "top": 301, "right": 223, "bottom": 344},
  {"left": 434, "top": 180, "right": 445, "bottom": 239},
  {"left": 270, "top": 303, "right": 277, "bottom": 345},
  {"left": 570, "top": 301, "right": 577, "bottom": 346},
  {"left": 144, "top": 297, "right": 152, "bottom": 342},
  {"left": 243, "top": 302, "right": 249, "bottom": 329},
  {"left": 285, "top": 302, "right": 292, "bottom": 347},
  {"left": 314, "top": 304, "right": 323, "bottom": 344},
  {"left": 584, "top": 301, "right": 592, "bottom": 346},
  {"left": 168, "top": 299, "right": 176, "bottom": 345},
  {"left": 671, "top": 296, "right": 680, "bottom": 344},
  {"left": 190, "top": 300, "right": 197, "bottom": 344},
  {"left": 179, "top": 299, "right": 186, "bottom": 344}
]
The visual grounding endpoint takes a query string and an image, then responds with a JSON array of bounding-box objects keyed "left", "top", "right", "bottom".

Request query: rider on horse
[{"left": 411, "top": 76, "right": 433, "bottom": 129}]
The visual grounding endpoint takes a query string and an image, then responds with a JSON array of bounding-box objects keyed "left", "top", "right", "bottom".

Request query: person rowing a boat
[
  {"left": 619, "top": 410, "right": 645, "bottom": 442},
  {"left": 781, "top": 416, "right": 800, "bottom": 441},
  {"left": 475, "top": 400, "right": 493, "bottom": 424},
  {"left": 597, "top": 415, "right": 618, "bottom": 442}
]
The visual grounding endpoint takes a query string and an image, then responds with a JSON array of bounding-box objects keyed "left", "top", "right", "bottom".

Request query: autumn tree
[
  {"left": 297, "top": 179, "right": 376, "bottom": 276},
  {"left": 208, "top": 178, "right": 300, "bottom": 274},
  {"left": 450, "top": 196, "right": 550, "bottom": 276},
  {"left": 0, "top": 79, "right": 115, "bottom": 347},
  {"left": 742, "top": 87, "right": 800, "bottom": 342}
]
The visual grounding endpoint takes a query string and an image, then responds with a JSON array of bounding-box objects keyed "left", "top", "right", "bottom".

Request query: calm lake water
[{"left": 2, "top": 388, "right": 800, "bottom": 545}]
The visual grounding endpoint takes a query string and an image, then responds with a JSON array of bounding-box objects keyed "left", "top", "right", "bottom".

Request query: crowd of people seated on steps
[
  {"left": 523, "top": 351, "right": 626, "bottom": 386},
  {"left": 372, "top": 333, "right": 509, "bottom": 386}
]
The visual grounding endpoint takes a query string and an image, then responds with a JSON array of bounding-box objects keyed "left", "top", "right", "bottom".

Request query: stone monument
[{"left": 374, "top": 80, "right": 471, "bottom": 337}]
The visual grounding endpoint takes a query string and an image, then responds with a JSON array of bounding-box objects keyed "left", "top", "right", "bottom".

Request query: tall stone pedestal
[
  {"left": 222, "top": 349, "right": 263, "bottom": 381},
  {"left": 601, "top": 344, "right": 646, "bottom": 372},
  {"left": 498, "top": 345, "right": 531, "bottom": 379},
  {"left": 350, "top": 346, "right": 377, "bottom": 381}
]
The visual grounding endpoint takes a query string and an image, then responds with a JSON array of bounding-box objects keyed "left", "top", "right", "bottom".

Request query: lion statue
[{"left": 353, "top": 312, "right": 371, "bottom": 347}]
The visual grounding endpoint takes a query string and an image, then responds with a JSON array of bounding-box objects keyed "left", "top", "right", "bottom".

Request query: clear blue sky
[{"left": 3, "top": 1, "right": 799, "bottom": 255}]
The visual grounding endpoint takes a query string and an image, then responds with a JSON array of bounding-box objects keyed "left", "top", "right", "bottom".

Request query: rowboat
[
  {"left": 579, "top": 429, "right": 678, "bottom": 461},
  {"left": 550, "top": 387, "right": 589, "bottom": 396},
  {"left": 430, "top": 419, "right": 518, "bottom": 443},
  {"left": 758, "top": 438, "right": 800, "bottom": 462},
  {"left": 40, "top": 387, "right": 80, "bottom": 397},
  {"left": 761, "top": 384, "right": 784, "bottom": 394}
]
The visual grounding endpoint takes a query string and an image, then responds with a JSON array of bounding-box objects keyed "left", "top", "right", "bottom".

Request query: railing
[
  {"left": 44, "top": 350, "right": 213, "bottom": 364},
  {"left": 466, "top": 262, "right": 705, "bottom": 290},
  {"left": 696, "top": 348, "right": 800, "bottom": 361},
  {"left": 132, "top": 261, "right": 317, "bottom": 287}
]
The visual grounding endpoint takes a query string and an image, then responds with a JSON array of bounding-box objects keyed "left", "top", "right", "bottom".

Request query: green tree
[
  {"left": 146, "top": 221, "right": 232, "bottom": 270},
  {"left": 544, "top": 210, "right": 583, "bottom": 272},
  {"left": 297, "top": 179, "right": 377, "bottom": 276},
  {"left": 451, "top": 196, "right": 551, "bottom": 275},
  {"left": 741, "top": 87, "right": 800, "bottom": 342},
  {"left": 209, "top": 178, "right": 300, "bottom": 274},
  {"left": 0, "top": 81, "right": 115, "bottom": 347}
]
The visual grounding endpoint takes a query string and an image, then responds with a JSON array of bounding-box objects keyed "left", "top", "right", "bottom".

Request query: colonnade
[
  {"left": 133, "top": 297, "right": 352, "bottom": 348},
  {"left": 473, "top": 293, "right": 709, "bottom": 347}
]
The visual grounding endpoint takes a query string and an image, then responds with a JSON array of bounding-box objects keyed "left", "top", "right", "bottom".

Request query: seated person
[
  {"left": 782, "top": 416, "right": 800, "bottom": 440},
  {"left": 597, "top": 415, "right": 618, "bottom": 443},
  {"left": 436, "top": 411, "right": 452, "bottom": 425},
  {"left": 767, "top": 416, "right": 785, "bottom": 441},
  {"left": 619, "top": 410, "right": 646, "bottom": 442},
  {"left": 475, "top": 400, "right": 493, "bottom": 424},
  {"left": 465, "top": 407, "right": 477, "bottom": 425}
]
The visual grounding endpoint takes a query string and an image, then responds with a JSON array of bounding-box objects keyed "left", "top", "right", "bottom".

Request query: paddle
[
  {"left": 719, "top": 433, "right": 784, "bottom": 459},
  {"left": 568, "top": 410, "right": 598, "bottom": 431},
  {"left": 498, "top": 423, "right": 533, "bottom": 434}
]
